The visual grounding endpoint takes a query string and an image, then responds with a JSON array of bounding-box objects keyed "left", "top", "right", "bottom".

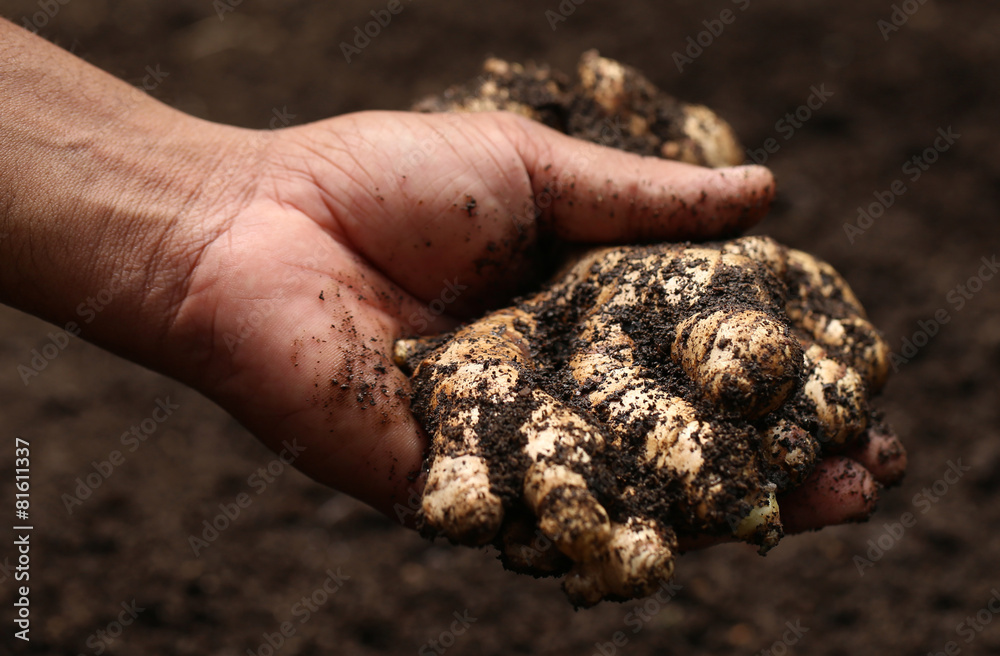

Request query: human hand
[
  {"left": 0, "top": 23, "right": 902, "bottom": 534},
  {"left": 163, "top": 109, "right": 781, "bottom": 515}
]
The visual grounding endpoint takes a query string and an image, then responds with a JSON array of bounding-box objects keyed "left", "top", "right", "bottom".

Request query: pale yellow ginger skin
[
  {"left": 563, "top": 517, "right": 677, "bottom": 607},
  {"left": 760, "top": 419, "right": 820, "bottom": 487},
  {"left": 418, "top": 315, "right": 523, "bottom": 545},
  {"left": 520, "top": 399, "right": 611, "bottom": 562},
  {"left": 576, "top": 51, "right": 744, "bottom": 167},
  {"left": 400, "top": 52, "right": 892, "bottom": 606},
  {"left": 800, "top": 343, "right": 868, "bottom": 447},
  {"left": 398, "top": 235, "right": 890, "bottom": 606},
  {"left": 674, "top": 308, "right": 799, "bottom": 418},
  {"left": 415, "top": 309, "right": 613, "bottom": 557},
  {"left": 786, "top": 249, "right": 891, "bottom": 392}
]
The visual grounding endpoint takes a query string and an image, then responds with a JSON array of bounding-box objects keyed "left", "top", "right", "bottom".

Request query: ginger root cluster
[{"left": 395, "top": 52, "right": 897, "bottom": 606}]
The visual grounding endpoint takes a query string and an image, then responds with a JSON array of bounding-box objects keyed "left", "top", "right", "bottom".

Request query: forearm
[{"left": 0, "top": 20, "right": 257, "bottom": 367}]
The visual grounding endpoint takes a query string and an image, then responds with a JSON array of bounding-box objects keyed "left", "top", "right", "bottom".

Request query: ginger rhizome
[{"left": 395, "top": 51, "right": 899, "bottom": 606}]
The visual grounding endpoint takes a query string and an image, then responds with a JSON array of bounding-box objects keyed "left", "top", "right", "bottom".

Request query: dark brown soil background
[{"left": 1, "top": 1, "right": 998, "bottom": 654}]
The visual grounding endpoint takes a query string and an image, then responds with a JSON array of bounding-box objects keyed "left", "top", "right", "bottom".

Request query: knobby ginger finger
[
  {"left": 563, "top": 517, "right": 678, "bottom": 608},
  {"left": 673, "top": 308, "right": 802, "bottom": 418},
  {"left": 785, "top": 248, "right": 891, "bottom": 392},
  {"left": 759, "top": 419, "right": 821, "bottom": 491},
  {"left": 413, "top": 308, "right": 539, "bottom": 543},
  {"left": 569, "top": 319, "right": 775, "bottom": 540},
  {"left": 520, "top": 390, "right": 612, "bottom": 563},
  {"left": 799, "top": 342, "right": 869, "bottom": 448}
]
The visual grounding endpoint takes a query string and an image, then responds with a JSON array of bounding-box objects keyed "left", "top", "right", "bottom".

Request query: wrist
[
  {"left": 71, "top": 112, "right": 265, "bottom": 368},
  {"left": 0, "top": 21, "right": 267, "bottom": 371}
]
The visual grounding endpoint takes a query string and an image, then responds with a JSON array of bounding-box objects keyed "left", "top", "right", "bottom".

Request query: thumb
[
  {"left": 502, "top": 113, "right": 776, "bottom": 242},
  {"left": 299, "top": 110, "right": 774, "bottom": 316}
]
